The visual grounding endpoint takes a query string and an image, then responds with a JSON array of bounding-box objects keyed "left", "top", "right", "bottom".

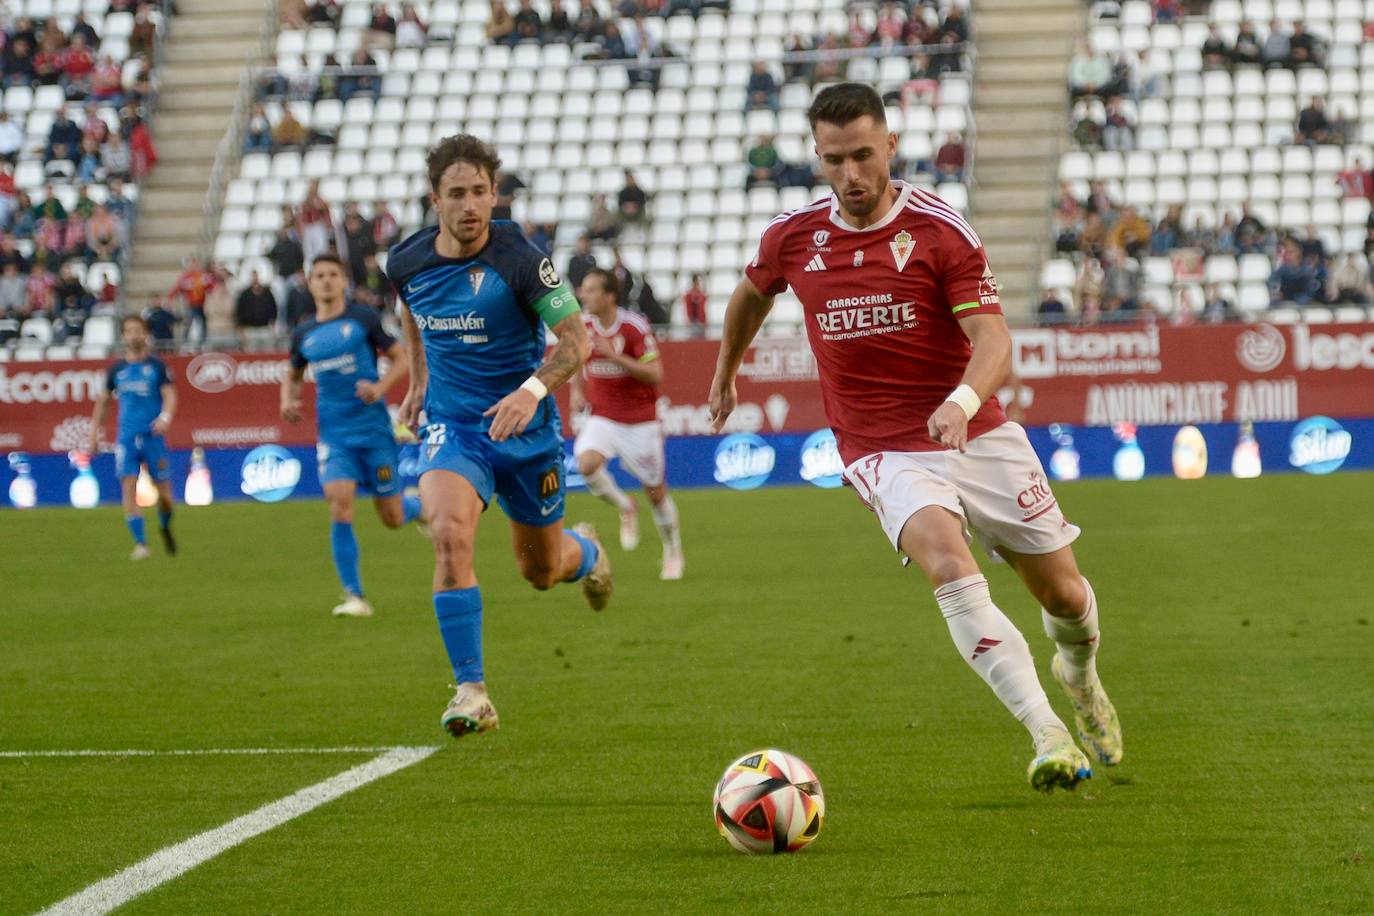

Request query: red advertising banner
[{"left": 2, "top": 321, "right": 1372, "bottom": 454}]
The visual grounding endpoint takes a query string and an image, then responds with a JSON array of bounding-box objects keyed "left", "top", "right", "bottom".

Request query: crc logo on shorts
[
  {"left": 241, "top": 445, "right": 301, "bottom": 503},
  {"left": 538, "top": 258, "right": 560, "bottom": 288},
  {"left": 539, "top": 465, "right": 561, "bottom": 498},
  {"left": 799, "top": 429, "right": 844, "bottom": 489},
  {"left": 1014, "top": 470, "right": 1056, "bottom": 521},
  {"left": 714, "top": 433, "right": 775, "bottom": 490}
]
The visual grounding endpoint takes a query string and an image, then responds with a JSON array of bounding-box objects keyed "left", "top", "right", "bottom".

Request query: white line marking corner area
[{"left": 33, "top": 745, "right": 439, "bottom": 916}]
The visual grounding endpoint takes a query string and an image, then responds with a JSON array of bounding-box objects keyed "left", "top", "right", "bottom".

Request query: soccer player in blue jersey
[
  {"left": 389, "top": 134, "right": 610, "bottom": 738},
  {"left": 89, "top": 315, "right": 178, "bottom": 560},
  {"left": 281, "top": 253, "right": 425, "bottom": 618}
]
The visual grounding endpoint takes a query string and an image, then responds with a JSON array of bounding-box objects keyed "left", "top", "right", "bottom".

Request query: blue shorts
[
  {"left": 418, "top": 417, "right": 565, "bottom": 527},
  {"left": 115, "top": 434, "right": 169, "bottom": 481},
  {"left": 317, "top": 439, "right": 402, "bottom": 497}
]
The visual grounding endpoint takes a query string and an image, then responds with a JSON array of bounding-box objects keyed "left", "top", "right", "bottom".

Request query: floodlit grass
[{"left": 3, "top": 476, "right": 1372, "bottom": 913}]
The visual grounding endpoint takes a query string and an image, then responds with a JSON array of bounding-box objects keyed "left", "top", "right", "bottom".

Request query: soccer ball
[{"left": 712, "top": 749, "right": 825, "bottom": 854}]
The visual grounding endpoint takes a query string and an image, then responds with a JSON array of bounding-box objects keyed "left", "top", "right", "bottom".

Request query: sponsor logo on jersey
[
  {"left": 814, "top": 293, "right": 918, "bottom": 341},
  {"left": 538, "top": 258, "right": 561, "bottom": 288},
  {"left": 341, "top": 323, "right": 353, "bottom": 339},
  {"left": 813, "top": 230, "right": 830, "bottom": 248},
  {"left": 889, "top": 229, "right": 915, "bottom": 271},
  {"left": 412, "top": 313, "right": 487, "bottom": 333},
  {"left": 469, "top": 267, "right": 485, "bottom": 295},
  {"left": 978, "top": 265, "right": 999, "bottom": 307},
  {"left": 311, "top": 352, "right": 357, "bottom": 374},
  {"left": 803, "top": 254, "right": 827, "bottom": 272},
  {"left": 1289, "top": 415, "right": 1351, "bottom": 474}
]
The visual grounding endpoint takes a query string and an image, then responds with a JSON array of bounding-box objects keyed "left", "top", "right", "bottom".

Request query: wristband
[
  {"left": 944, "top": 384, "right": 981, "bottom": 421},
  {"left": 519, "top": 376, "right": 548, "bottom": 400}
]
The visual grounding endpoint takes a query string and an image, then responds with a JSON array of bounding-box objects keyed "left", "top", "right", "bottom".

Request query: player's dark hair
[
  {"left": 121, "top": 313, "right": 148, "bottom": 331},
  {"left": 427, "top": 134, "right": 502, "bottom": 190},
  {"left": 309, "top": 253, "right": 346, "bottom": 272},
  {"left": 807, "top": 82, "right": 888, "bottom": 131},
  {"left": 583, "top": 267, "right": 620, "bottom": 301}
]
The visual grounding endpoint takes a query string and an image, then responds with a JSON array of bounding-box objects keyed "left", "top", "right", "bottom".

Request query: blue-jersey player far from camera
[
  {"left": 281, "top": 253, "right": 426, "bottom": 619},
  {"left": 89, "top": 314, "right": 178, "bottom": 561},
  {"left": 389, "top": 134, "right": 610, "bottom": 739}
]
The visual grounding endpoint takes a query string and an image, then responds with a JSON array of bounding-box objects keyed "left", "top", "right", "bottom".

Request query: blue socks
[
  {"left": 157, "top": 507, "right": 172, "bottom": 531},
  {"left": 564, "top": 528, "right": 598, "bottom": 582},
  {"left": 434, "top": 587, "right": 483, "bottom": 683},
  {"left": 330, "top": 521, "right": 363, "bottom": 597},
  {"left": 402, "top": 494, "right": 422, "bottom": 525},
  {"left": 125, "top": 515, "right": 145, "bottom": 546}
]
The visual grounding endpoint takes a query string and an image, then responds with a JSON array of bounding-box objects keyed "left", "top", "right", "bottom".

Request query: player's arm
[
  {"left": 592, "top": 335, "right": 663, "bottom": 384},
  {"left": 927, "top": 313, "right": 1013, "bottom": 453},
  {"left": 356, "top": 339, "right": 409, "bottom": 404},
  {"left": 709, "top": 276, "right": 774, "bottom": 433},
  {"left": 397, "top": 301, "right": 428, "bottom": 429},
  {"left": 486, "top": 312, "right": 590, "bottom": 442},
  {"left": 568, "top": 366, "right": 587, "bottom": 415},
  {"left": 281, "top": 365, "right": 306, "bottom": 423},
  {"left": 88, "top": 389, "right": 111, "bottom": 454},
  {"left": 152, "top": 382, "right": 176, "bottom": 435}
]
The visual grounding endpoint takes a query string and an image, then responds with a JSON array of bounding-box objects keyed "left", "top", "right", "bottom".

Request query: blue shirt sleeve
[
  {"left": 105, "top": 363, "right": 118, "bottom": 392},
  {"left": 288, "top": 325, "right": 309, "bottom": 370},
  {"left": 358, "top": 306, "right": 396, "bottom": 355},
  {"left": 153, "top": 358, "right": 172, "bottom": 388}
]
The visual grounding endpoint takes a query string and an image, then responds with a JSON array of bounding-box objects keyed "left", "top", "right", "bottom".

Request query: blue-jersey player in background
[
  {"left": 389, "top": 134, "right": 610, "bottom": 739},
  {"left": 90, "top": 314, "right": 178, "bottom": 561},
  {"left": 281, "top": 253, "right": 425, "bottom": 618}
]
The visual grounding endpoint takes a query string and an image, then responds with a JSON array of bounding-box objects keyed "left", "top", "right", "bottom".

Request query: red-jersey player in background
[
  {"left": 708, "top": 83, "right": 1122, "bottom": 793},
  {"left": 571, "top": 268, "right": 684, "bottom": 580}
]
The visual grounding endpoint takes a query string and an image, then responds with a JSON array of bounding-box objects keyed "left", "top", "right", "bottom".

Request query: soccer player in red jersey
[
  {"left": 708, "top": 83, "right": 1122, "bottom": 793},
  {"left": 570, "top": 268, "right": 684, "bottom": 580}
]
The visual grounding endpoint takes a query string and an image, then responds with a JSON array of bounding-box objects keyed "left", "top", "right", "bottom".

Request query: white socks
[
  {"left": 650, "top": 495, "right": 681, "bottom": 554},
  {"left": 1041, "top": 577, "right": 1100, "bottom": 688},
  {"left": 935, "top": 574, "right": 1062, "bottom": 735},
  {"left": 583, "top": 464, "right": 633, "bottom": 513}
]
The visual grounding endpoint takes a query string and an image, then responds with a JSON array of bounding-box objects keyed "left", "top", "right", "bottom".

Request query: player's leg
[
  {"left": 323, "top": 477, "right": 371, "bottom": 617},
  {"left": 624, "top": 422, "right": 681, "bottom": 579},
  {"left": 574, "top": 416, "right": 637, "bottom": 549},
  {"left": 119, "top": 472, "right": 148, "bottom": 560},
  {"left": 1000, "top": 545, "right": 1122, "bottom": 766},
  {"left": 897, "top": 507, "right": 1090, "bottom": 792},
  {"left": 365, "top": 442, "right": 424, "bottom": 531},
  {"left": 146, "top": 436, "right": 176, "bottom": 556},
  {"left": 420, "top": 468, "right": 498, "bottom": 737}
]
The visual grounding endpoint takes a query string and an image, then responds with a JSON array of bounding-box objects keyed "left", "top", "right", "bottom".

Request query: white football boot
[
  {"left": 441, "top": 682, "right": 499, "bottom": 738},
  {"left": 331, "top": 594, "right": 374, "bottom": 617}
]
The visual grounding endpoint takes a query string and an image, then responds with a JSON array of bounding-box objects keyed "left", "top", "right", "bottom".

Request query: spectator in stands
[
  {"left": 342, "top": 205, "right": 375, "bottom": 283},
  {"left": 1101, "top": 248, "right": 1141, "bottom": 309},
  {"left": 1108, "top": 206, "right": 1151, "bottom": 257},
  {"left": 122, "top": 108, "right": 158, "bottom": 180},
  {"left": 142, "top": 298, "right": 178, "bottom": 349},
  {"left": 46, "top": 105, "right": 82, "bottom": 164},
  {"left": 103, "top": 131, "right": 133, "bottom": 181},
  {"left": 245, "top": 103, "right": 273, "bottom": 152},
  {"left": 1184, "top": 214, "right": 1219, "bottom": 255},
  {"left": 1260, "top": 19, "right": 1289, "bottom": 70},
  {"left": 681, "top": 273, "right": 706, "bottom": 336},
  {"left": 0, "top": 263, "right": 25, "bottom": 315},
  {"left": 492, "top": 170, "right": 525, "bottom": 220},
  {"left": 3, "top": 37, "right": 36, "bottom": 88},
  {"left": 597, "top": 21, "right": 629, "bottom": 59},
  {"left": 1037, "top": 289, "right": 1068, "bottom": 325},
  {"left": 1152, "top": 0, "right": 1181, "bottom": 24},
  {"left": 283, "top": 270, "right": 314, "bottom": 327},
  {"left": 1268, "top": 236, "right": 1318, "bottom": 305},
  {"left": 372, "top": 201, "right": 400, "bottom": 248},
  {"left": 129, "top": 5, "right": 158, "bottom": 59},
  {"left": 353, "top": 251, "right": 393, "bottom": 309},
  {"left": 513, "top": 0, "right": 543, "bottom": 43},
  {"left": 1288, "top": 21, "right": 1322, "bottom": 68},
  {"left": 124, "top": 55, "right": 155, "bottom": 104},
  {"left": 339, "top": 47, "right": 379, "bottom": 101},
  {"left": 85, "top": 204, "right": 122, "bottom": 263},
  {"left": 1299, "top": 224, "right": 1327, "bottom": 262},
  {"left": 610, "top": 249, "right": 633, "bottom": 306},
  {"left": 0, "top": 112, "right": 24, "bottom": 164},
  {"left": 545, "top": 3, "right": 572, "bottom": 41},
  {"left": 272, "top": 107, "right": 309, "bottom": 151},
  {"left": 1200, "top": 284, "right": 1239, "bottom": 322},
  {"left": 1230, "top": 21, "right": 1261, "bottom": 67},
  {"left": 781, "top": 32, "right": 811, "bottom": 83},
  {"left": 1132, "top": 49, "right": 1163, "bottom": 99},
  {"left": 296, "top": 179, "right": 334, "bottom": 264},
  {"left": 0, "top": 165, "right": 16, "bottom": 227},
  {"left": 928, "top": 31, "right": 964, "bottom": 76},
  {"left": 26, "top": 265, "right": 55, "bottom": 315},
  {"left": 105, "top": 177, "right": 134, "bottom": 224},
  {"left": 32, "top": 184, "right": 67, "bottom": 225},
  {"left": 236, "top": 271, "right": 278, "bottom": 348},
  {"left": 90, "top": 54, "right": 124, "bottom": 105},
  {"left": 267, "top": 225, "right": 304, "bottom": 305},
  {"left": 617, "top": 170, "right": 648, "bottom": 223},
  {"left": 367, "top": 3, "right": 398, "bottom": 48},
  {"left": 1336, "top": 158, "right": 1372, "bottom": 200},
  {"left": 624, "top": 14, "right": 661, "bottom": 88},
  {"left": 746, "top": 135, "right": 783, "bottom": 189},
  {"left": 204, "top": 262, "right": 237, "bottom": 347},
  {"left": 572, "top": 0, "right": 605, "bottom": 41},
  {"left": 75, "top": 136, "right": 103, "bottom": 183},
  {"left": 1150, "top": 204, "right": 1184, "bottom": 255},
  {"left": 1330, "top": 106, "right": 1355, "bottom": 146},
  {"left": 306, "top": 0, "right": 342, "bottom": 27},
  {"left": 1296, "top": 96, "right": 1331, "bottom": 145},
  {"left": 933, "top": 132, "right": 966, "bottom": 183},
  {"left": 745, "top": 60, "right": 780, "bottom": 113},
  {"left": 281, "top": 0, "right": 309, "bottom": 28},
  {"left": 1071, "top": 106, "right": 1102, "bottom": 150},
  {"left": 810, "top": 32, "right": 843, "bottom": 85},
  {"left": 1328, "top": 254, "right": 1370, "bottom": 304},
  {"left": 1069, "top": 40, "right": 1112, "bottom": 99},
  {"left": 62, "top": 34, "right": 96, "bottom": 96},
  {"left": 395, "top": 4, "right": 428, "bottom": 47},
  {"left": 586, "top": 193, "right": 620, "bottom": 240},
  {"left": 52, "top": 263, "right": 91, "bottom": 340},
  {"left": 565, "top": 234, "right": 597, "bottom": 290},
  {"left": 1235, "top": 204, "right": 1268, "bottom": 253},
  {"left": 1201, "top": 25, "right": 1228, "bottom": 70},
  {"left": 170, "top": 257, "right": 217, "bottom": 345}
]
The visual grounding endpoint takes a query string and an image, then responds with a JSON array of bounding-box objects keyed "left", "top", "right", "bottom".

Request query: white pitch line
[
  {"left": 35, "top": 745, "right": 438, "bottom": 916},
  {"left": 0, "top": 745, "right": 430, "bottom": 759}
]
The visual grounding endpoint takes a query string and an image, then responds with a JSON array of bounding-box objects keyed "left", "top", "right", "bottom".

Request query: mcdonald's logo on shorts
[
  {"left": 377, "top": 465, "right": 394, "bottom": 483},
  {"left": 539, "top": 465, "right": 560, "bottom": 498}
]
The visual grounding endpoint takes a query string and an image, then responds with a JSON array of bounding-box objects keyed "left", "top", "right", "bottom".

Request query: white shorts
[
  {"left": 843, "top": 422, "right": 1081, "bottom": 559},
  {"left": 573, "top": 415, "right": 666, "bottom": 487}
]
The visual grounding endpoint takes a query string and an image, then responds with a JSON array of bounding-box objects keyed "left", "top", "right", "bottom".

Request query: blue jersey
[
  {"left": 289, "top": 304, "right": 397, "bottom": 448},
  {"left": 385, "top": 221, "right": 581, "bottom": 428},
  {"left": 105, "top": 357, "right": 171, "bottom": 440}
]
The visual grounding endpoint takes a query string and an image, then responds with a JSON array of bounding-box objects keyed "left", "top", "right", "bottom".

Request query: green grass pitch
[{"left": 3, "top": 475, "right": 1372, "bottom": 913}]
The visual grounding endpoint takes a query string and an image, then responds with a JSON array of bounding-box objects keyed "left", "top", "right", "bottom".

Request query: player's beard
[{"left": 838, "top": 183, "right": 882, "bottom": 219}]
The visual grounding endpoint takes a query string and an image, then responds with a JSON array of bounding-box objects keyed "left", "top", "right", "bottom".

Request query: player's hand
[
  {"left": 151, "top": 416, "right": 170, "bottom": 435},
  {"left": 355, "top": 379, "right": 382, "bottom": 404},
  {"left": 927, "top": 402, "right": 970, "bottom": 453},
  {"left": 484, "top": 388, "right": 539, "bottom": 442},
  {"left": 707, "top": 372, "right": 737, "bottom": 434},
  {"left": 281, "top": 399, "right": 303, "bottom": 423},
  {"left": 399, "top": 386, "right": 424, "bottom": 431},
  {"left": 570, "top": 388, "right": 588, "bottom": 415},
  {"left": 591, "top": 337, "right": 617, "bottom": 359}
]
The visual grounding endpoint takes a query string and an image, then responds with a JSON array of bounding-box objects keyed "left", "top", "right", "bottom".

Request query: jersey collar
[
  {"left": 828, "top": 181, "right": 913, "bottom": 233},
  {"left": 590, "top": 308, "right": 623, "bottom": 336}
]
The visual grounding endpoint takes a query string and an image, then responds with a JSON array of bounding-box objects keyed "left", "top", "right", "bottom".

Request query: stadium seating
[
  {"left": 1045, "top": 0, "right": 1374, "bottom": 322},
  {"left": 213, "top": 0, "right": 976, "bottom": 331}
]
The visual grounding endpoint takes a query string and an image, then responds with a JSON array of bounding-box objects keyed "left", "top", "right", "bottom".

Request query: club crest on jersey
[
  {"left": 469, "top": 267, "right": 485, "bottom": 295},
  {"left": 889, "top": 230, "right": 915, "bottom": 272},
  {"left": 853, "top": 250, "right": 864, "bottom": 267},
  {"left": 813, "top": 230, "right": 830, "bottom": 248}
]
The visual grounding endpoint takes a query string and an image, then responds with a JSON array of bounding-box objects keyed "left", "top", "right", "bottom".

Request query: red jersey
[
  {"left": 745, "top": 181, "right": 1006, "bottom": 465},
  {"left": 582, "top": 308, "right": 660, "bottom": 424}
]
